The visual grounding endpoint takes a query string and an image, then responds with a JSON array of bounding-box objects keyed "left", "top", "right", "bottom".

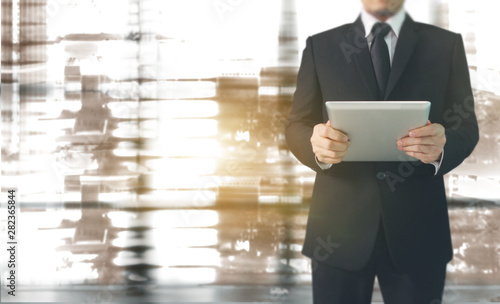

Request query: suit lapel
[
  {"left": 345, "top": 16, "right": 379, "bottom": 100},
  {"left": 384, "top": 14, "right": 420, "bottom": 100}
]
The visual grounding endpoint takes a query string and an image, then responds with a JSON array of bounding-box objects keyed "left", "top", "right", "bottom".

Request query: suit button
[{"left": 376, "top": 172, "right": 386, "bottom": 180}]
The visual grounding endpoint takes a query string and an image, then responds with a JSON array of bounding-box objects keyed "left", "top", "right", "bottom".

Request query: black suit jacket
[{"left": 285, "top": 14, "right": 479, "bottom": 272}]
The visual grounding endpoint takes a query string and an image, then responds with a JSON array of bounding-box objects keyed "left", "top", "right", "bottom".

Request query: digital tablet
[{"left": 325, "top": 101, "right": 431, "bottom": 161}]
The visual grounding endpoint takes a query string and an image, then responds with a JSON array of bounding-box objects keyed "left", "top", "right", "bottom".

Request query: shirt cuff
[
  {"left": 315, "top": 156, "right": 333, "bottom": 170},
  {"left": 430, "top": 149, "right": 444, "bottom": 175}
]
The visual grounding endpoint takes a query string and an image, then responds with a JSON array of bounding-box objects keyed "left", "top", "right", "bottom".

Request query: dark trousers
[{"left": 311, "top": 218, "right": 447, "bottom": 304}]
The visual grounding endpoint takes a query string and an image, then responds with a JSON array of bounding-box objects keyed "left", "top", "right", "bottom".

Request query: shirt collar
[{"left": 361, "top": 6, "right": 406, "bottom": 38}]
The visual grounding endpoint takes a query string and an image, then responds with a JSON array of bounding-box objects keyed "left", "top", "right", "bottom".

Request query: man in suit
[{"left": 285, "top": 0, "right": 479, "bottom": 302}]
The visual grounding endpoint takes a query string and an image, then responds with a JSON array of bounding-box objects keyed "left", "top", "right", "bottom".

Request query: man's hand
[
  {"left": 397, "top": 121, "right": 446, "bottom": 164},
  {"left": 311, "top": 120, "right": 350, "bottom": 164}
]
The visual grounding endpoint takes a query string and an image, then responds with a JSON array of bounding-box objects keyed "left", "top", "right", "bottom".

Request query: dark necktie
[{"left": 370, "top": 23, "right": 392, "bottom": 98}]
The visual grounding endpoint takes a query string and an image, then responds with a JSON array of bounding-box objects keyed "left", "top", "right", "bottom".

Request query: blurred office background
[{"left": 1, "top": 0, "right": 499, "bottom": 302}]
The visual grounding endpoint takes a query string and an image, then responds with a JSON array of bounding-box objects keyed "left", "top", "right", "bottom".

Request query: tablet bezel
[{"left": 325, "top": 101, "right": 431, "bottom": 162}]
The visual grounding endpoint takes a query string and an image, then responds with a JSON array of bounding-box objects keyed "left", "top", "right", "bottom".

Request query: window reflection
[{"left": 1, "top": 0, "right": 499, "bottom": 301}]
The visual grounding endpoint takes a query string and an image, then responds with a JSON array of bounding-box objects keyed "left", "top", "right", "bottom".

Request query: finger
[
  {"left": 409, "top": 123, "right": 444, "bottom": 138},
  {"left": 315, "top": 148, "right": 348, "bottom": 162},
  {"left": 319, "top": 126, "right": 348, "bottom": 142},
  {"left": 398, "top": 136, "right": 436, "bottom": 147},
  {"left": 326, "top": 140, "right": 350, "bottom": 152},
  {"left": 404, "top": 151, "right": 438, "bottom": 164},
  {"left": 400, "top": 144, "right": 434, "bottom": 154},
  {"left": 401, "top": 145, "right": 442, "bottom": 162},
  {"left": 317, "top": 155, "right": 343, "bottom": 164},
  {"left": 316, "top": 122, "right": 348, "bottom": 142},
  {"left": 312, "top": 136, "right": 350, "bottom": 151},
  {"left": 312, "top": 144, "right": 349, "bottom": 157}
]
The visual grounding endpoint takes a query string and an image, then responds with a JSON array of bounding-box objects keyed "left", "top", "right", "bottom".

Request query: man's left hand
[{"left": 397, "top": 121, "right": 446, "bottom": 164}]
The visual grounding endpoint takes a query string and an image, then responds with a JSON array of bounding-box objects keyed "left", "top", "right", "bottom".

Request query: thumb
[
  {"left": 427, "top": 120, "right": 432, "bottom": 125},
  {"left": 326, "top": 120, "right": 331, "bottom": 127}
]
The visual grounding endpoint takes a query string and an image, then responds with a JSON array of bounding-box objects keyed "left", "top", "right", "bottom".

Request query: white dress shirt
[
  {"left": 361, "top": 5, "right": 405, "bottom": 65},
  {"left": 316, "top": 7, "right": 444, "bottom": 174}
]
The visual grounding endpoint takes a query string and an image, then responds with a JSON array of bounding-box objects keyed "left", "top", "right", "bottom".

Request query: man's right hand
[{"left": 311, "top": 120, "right": 350, "bottom": 164}]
